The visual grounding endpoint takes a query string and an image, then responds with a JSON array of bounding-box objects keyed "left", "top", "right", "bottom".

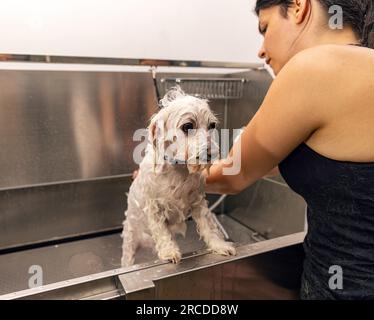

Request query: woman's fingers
[{"left": 132, "top": 169, "right": 139, "bottom": 180}]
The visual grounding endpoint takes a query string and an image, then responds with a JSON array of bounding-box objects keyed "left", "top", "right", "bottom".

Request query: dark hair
[{"left": 255, "top": 0, "right": 374, "bottom": 49}]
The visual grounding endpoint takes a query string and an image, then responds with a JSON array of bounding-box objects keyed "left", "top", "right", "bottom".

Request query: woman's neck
[{"left": 299, "top": 26, "right": 360, "bottom": 50}]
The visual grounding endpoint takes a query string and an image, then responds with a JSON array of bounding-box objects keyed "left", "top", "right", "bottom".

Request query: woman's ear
[{"left": 293, "top": 0, "right": 310, "bottom": 24}]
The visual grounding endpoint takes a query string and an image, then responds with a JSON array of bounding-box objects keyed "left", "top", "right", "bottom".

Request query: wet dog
[{"left": 121, "top": 87, "right": 236, "bottom": 266}]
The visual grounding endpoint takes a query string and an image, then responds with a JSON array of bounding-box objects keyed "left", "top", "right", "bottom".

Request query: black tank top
[{"left": 279, "top": 142, "right": 374, "bottom": 299}]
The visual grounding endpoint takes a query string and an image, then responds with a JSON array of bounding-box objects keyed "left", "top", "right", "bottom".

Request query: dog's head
[{"left": 148, "top": 87, "right": 219, "bottom": 174}]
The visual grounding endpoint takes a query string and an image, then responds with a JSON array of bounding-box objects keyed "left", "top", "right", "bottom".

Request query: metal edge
[
  {"left": 0, "top": 232, "right": 306, "bottom": 300},
  {"left": 124, "top": 231, "right": 306, "bottom": 285},
  {"left": 0, "top": 173, "right": 133, "bottom": 193},
  {"left": 0, "top": 247, "right": 211, "bottom": 300},
  {"left": 0, "top": 54, "right": 264, "bottom": 69}
]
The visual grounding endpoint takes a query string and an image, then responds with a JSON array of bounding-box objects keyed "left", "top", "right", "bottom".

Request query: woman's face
[{"left": 257, "top": 6, "right": 300, "bottom": 75}]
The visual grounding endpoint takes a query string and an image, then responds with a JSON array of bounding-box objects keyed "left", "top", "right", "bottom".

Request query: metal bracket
[{"left": 117, "top": 273, "right": 156, "bottom": 300}]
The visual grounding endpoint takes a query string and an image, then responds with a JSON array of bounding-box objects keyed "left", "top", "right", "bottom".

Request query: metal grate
[{"left": 160, "top": 77, "right": 246, "bottom": 100}]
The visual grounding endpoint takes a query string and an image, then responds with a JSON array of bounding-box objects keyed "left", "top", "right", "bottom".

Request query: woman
[{"left": 204, "top": 0, "right": 374, "bottom": 299}]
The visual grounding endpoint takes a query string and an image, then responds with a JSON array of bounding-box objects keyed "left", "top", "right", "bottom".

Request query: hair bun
[{"left": 361, "top": 0, "right": 374, "bottom": 48}]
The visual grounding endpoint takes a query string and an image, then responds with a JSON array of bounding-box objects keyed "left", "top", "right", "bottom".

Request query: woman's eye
[
  {"left": 208, "top": 122, "right": 216, "bottom": 130},
  {"left": 182, "top": 122, "right": 194, "bottom": 133}
]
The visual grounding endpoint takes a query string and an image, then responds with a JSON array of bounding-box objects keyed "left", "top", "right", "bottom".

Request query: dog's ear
[
  {"left": 148, "top": 115, "right": 166, "bottom": 174},
  {"left": 148, "top": 118, "right": 157, "bottom": 150}
]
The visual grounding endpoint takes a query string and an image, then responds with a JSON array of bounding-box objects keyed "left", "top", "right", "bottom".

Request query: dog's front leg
[
  {"left": 146, "top": 208, "right": 182, "bottom": 264},
  {"left": 191, "top": 199, "right": 236, "bottom": 256},
  {"left": 121, "top": 218, "right": 137, "bottom": 267}
]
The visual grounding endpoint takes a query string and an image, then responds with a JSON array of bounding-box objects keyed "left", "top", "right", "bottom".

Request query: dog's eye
[
  {"left": 208, "top": 122, "right": 216, "bottom": 130},
  {"left": 181, "top": 122, "right": 194, "bottom": 133}
]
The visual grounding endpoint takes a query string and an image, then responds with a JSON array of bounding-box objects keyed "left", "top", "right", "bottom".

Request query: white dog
[{"left": 121, "top": 87, "right": 236, "bottom": 266}]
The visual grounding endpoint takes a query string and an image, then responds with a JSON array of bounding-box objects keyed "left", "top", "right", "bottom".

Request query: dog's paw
[
  {"left": 158, "top": 247, "right": 182, "bottom": 264},
  {"left": 121, "top": 255, "right": 135, "bottom": 267},
  {"left": 209, "top": 240, "right": 236, "bottom": 256}
]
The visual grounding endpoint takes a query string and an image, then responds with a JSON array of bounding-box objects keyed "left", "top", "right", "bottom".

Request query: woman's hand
[
  {"left": 203, "top": 160, "right": 241, "bottom": 195},
  {"left": 132, "top": 169, "right": 139, "bottom": 180}
]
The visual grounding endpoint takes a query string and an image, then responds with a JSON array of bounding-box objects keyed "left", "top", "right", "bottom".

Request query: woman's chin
[{"left": 270, "top": 63, "right": 278, "bottom": 74}]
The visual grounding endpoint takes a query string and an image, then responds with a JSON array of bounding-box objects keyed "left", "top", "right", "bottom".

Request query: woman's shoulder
[
  {"left": 285, "top": 44, "right": 374, "bottom": 74},
  {"left": 276, "top": 44, "right": 374, "bottom": 94},
  {"left": 273, "top": 46, "right": 341, "bottom": 88}
]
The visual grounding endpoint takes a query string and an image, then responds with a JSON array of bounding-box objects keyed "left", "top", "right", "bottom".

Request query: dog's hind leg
[{"left": 191, "top": 199, "right": 236, "bottom": 256}]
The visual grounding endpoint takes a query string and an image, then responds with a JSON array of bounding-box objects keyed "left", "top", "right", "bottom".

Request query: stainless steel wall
[
  {"left": 0, "top": 70, "right": 158, "bottom": 250},
  {"left": 0, "top": 71, "right": 157, "bottom": 188}
]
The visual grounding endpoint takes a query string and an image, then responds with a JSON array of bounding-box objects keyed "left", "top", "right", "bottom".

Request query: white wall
[{"left": 0, "top": 0, "right": 263, "bottom": 63}]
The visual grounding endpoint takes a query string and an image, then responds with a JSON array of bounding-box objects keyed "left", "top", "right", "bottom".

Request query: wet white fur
[{"left": 121, "top": 88, "right": 236, "bottom": 266}]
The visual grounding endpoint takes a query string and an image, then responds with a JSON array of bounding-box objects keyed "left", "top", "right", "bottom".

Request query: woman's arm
[{"left": 204, "top": 48, "right": 331, "bottom": 194}]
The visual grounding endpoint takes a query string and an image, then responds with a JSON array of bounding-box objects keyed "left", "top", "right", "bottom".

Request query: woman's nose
[{"left": 258, "top": 43, "right": 266, "bottom": 60}]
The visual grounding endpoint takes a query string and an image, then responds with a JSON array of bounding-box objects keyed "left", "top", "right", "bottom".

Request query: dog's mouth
[
  {"left": 162, "top": 155, "right": 212, "bottom": 174},
  {"left": 163, "top": 154, "right": 187, "bottom": 165},
  {"left": 164, "top": 157, "right": 211, "bottom": 174},
  {"left": 186, "top": 156, "right": 214, "bottom": 174},
  {"left": 187, "top": 163, "right": 205, "bottom": 174},
  {"left": 164, "top": 151, "right": 216, "bottom": 165}
]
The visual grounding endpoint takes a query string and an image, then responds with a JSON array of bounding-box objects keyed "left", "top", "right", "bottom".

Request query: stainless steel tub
[{"left": 0, "top": 59, "right": 306, "bottom": 299}]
